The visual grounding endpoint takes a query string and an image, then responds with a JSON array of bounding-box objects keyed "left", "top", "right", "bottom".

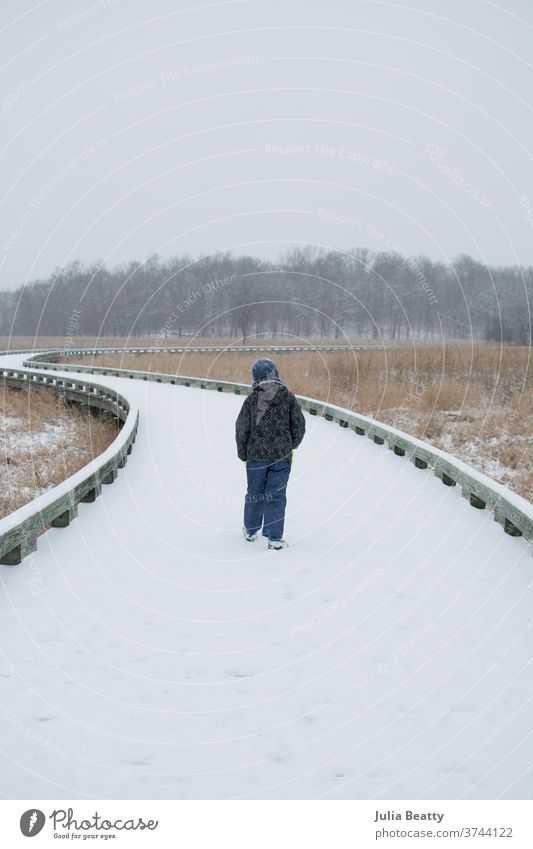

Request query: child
[{"left": 235, "top": 358, "right": 306, "bottom": 549}]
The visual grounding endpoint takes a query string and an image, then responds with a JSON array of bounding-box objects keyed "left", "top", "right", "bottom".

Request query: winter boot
[{"left": 268, "top": 538, "right": 288, "bottom": 550}]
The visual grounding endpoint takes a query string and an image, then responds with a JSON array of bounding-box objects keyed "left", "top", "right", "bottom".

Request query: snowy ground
[
  {"left": 1, "top": 353, "right": 532, "bottom": 800},
  {"left": 1, "top": 416, "right": 80, "bottom": 500},
  {"left": 374, "top": 403, "right": 532, "bottom": 502}
]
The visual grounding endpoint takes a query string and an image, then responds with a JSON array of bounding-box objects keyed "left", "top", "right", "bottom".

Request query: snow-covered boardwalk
[{"left": 1, "top": 352, "right": 532, "bottom": 800}]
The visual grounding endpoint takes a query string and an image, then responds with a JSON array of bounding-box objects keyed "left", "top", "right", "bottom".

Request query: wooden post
[
  {"left": 102, "top": 468, "right": 118, "bottom": 485},
  {"left": 80, "top": 484, "right": 101, "bottom": 503},
  {"left": 504, "top": 518, "right": 522, "bottom": 537},
  {"left": 51, "top": 505, "right": 78, "bottom": 528},
  {"left": 0, "top": 536, "right": 37, "bottom": 566}
]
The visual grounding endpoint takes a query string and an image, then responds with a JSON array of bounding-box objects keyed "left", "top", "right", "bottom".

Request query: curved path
[{"left": 1, "top": 351, "right": 532, "bottom": 800}]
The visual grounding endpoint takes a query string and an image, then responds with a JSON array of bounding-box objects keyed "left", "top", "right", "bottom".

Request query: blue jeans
[{"left": 244, "top": 459, "right": 292, "bottom": 540}]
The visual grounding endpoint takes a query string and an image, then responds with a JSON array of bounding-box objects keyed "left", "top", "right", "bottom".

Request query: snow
[
  {"left": 0, "top": 411, "right": 70, "bottom": 510},
  {"left": 0, "top": 352, "right": 533, "bottom": 800},
  {"left": 0, "top": 413, "right": 23, "bottom": 428},
  {"left": 297, "top": 394, "right": 533, "bottom": 519},
  {"left": 0, "top": 364, "right": 137, "bottom": 535},
  {"left": 1, "top": 419, "right": 76, "bottom": 452}
]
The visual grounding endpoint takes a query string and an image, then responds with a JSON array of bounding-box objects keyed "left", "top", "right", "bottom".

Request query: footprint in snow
[
  {"left": 443, "top": 760, "right": 468, "bottom": 775},
  {"left": 226, "top": 669, "right": 254, "bottom": 678},
  {"left": 450, "top": 701, "right": 478, "bottom": 712}
]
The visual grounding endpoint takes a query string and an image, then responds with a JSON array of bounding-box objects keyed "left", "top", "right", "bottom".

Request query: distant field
[
  {"left": 0, "top": 335, "right": 394, "bottom": 350},
  {"left": 68, "top": 342, "right": 533, "bottom": 503}
]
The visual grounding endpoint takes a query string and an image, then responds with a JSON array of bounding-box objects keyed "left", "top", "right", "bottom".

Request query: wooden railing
[
  {"left": 28, "top": 343, "right": 379, "bottom": 360},
  {"left": 0, "top": 363, "right": 139, "bottom": 565},
  {"left": 21, "top": 349, "right": 533, "bottom": 549}
]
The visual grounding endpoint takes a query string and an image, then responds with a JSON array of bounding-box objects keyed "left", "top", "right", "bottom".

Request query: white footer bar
[{"left": 2, "top": 799, "right": 532, "bottom": 847}]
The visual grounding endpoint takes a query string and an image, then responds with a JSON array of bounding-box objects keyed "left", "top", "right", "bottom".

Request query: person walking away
[{"left": 235, "top": 358, "right": 306, "bottom": 550}]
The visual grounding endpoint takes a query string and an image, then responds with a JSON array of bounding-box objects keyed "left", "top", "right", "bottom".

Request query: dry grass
[
  {"left": 70, "top": 342, "right": 533, "bottom": 503},
  {"left": 0, "top": 383, "right": 119, "bottom": 518}
]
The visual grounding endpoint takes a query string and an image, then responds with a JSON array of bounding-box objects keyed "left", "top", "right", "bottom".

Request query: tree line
[{"left": 0, "top": 247, "right": 531, "bottom": 344}]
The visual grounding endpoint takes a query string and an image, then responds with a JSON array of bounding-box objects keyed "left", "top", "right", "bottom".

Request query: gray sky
[{"left": 1, "top": 0, "right": 532, "bottom": 290}]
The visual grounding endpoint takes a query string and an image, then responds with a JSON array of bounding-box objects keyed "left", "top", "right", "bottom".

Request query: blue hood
[{"left": 251, "top": 357, "right": 280, "bottom": 383}]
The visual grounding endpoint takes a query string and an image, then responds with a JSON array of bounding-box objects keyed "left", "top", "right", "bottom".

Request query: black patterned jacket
[{"left": 235, "top": 380, "right": 306, "bottom": 462}]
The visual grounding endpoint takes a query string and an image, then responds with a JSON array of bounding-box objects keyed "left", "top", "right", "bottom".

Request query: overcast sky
[{"left": 0, "top": 0, "right": 532, "bottom": 290}]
